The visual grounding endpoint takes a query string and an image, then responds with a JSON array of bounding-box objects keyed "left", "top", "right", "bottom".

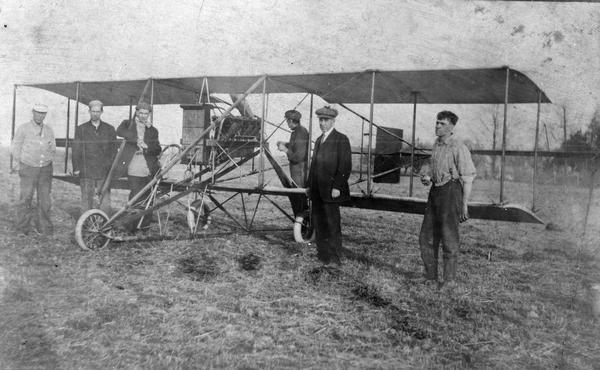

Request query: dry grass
[{"left": 1, "top": 148, "right": 599, "bottom": 369}]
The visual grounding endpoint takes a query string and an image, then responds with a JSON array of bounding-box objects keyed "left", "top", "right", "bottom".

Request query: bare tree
[{"left": 479, "top": 105, "right": 501, "bottom": 179}]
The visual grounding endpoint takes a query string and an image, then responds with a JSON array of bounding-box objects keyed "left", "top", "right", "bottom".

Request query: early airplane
[{"left": 11, "top": 68, "right": 583, "bottom": 250}]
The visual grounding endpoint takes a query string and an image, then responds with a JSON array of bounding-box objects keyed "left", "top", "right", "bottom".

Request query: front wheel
[
  {"left": 293, "top": 215, "right": 315, "bottom": 243},
  {"left": 75, "top": 209, "right": 113, "bottom": 251}
]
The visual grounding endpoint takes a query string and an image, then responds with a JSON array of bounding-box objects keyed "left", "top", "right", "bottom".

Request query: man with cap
[
  {"left": 418, "top": 110, "right": 476, "bottom": 288},
  {"left": 277, "top": 109, "right": 309, "bottom": 217},
  {"left": 11, "top": 104, "right": 56, "bottom": 235},
  {"left": 115, "top": 101, "right": 161, "bottom": 231},
  {"left": 72, "top": 100, "right": 118, "bottom": 215},
  {"left": 307, "top": 105, "right": 352, "bottom": 265}
]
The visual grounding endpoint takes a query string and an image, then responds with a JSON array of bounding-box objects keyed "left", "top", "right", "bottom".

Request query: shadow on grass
[{"left": 341, "top": 246, "right": 421, "bottom": 280}]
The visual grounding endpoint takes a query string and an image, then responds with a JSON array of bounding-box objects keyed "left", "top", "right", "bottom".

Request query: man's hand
[
  {"left": 460, "top": 203, "right": 469, "bottom": 223},
  {"left": 73, "top": 170, "right": 80, "bottom": 176},
  {"left": 331, "top": 188, "right": 340, "bottom": 198},
  {"left": 421, "top": 174, "right": 431, "bottom": 186},
  {"left": 276, "top": 141, "right": 288, "bottom": 153}
]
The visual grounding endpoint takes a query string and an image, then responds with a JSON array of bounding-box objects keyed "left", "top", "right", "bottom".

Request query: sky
[{"left": 0, "top": 0, "right": 598, "bottom": 148}]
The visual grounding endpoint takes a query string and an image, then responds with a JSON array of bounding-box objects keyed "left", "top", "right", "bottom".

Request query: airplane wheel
[
  {"left": 293, "top": 215, "right": 315, "bottom": 243},
  {"left": 75, "top": 209, "right": 112, "bottom": 251},
  {"left": 186, "top": 199, "right": 212, "bottom": 233}
]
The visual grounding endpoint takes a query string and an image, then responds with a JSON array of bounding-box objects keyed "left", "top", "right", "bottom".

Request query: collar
[
  {"left": 436, "top": 133, "right": 455, "bottom": 146},
  {"left": 321, "top": 127, "right": 334, "bottom": 141},
  {"left": 135, "top": 116, "right": 152, "bottom": 128},
  {"left": 91, "top": 120, "right": 101, "bottom": 128},
  {"left": 30, "top": 119, "right": 43, "bottom": 128}
]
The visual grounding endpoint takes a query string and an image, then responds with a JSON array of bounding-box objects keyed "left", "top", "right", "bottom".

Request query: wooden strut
[
  {"left": 366, "top": 71, "right": 376, "bottom": 195},
  {"left": 532, "top": 90, "right": 542, "bottom": 211},
  {"left": 64, "top": 98, "right": 71, "bottom": 172},
  {"left": 499, "top": 67, "right": 510, "bottom": 203},
  {"left": 409, "top": 92, "right": 418, "bottom": 196}
]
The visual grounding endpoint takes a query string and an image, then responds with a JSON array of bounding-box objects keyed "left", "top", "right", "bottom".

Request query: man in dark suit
[
  {"left": 307, "top": 106, "right": 352, "bottom": 265},
  {"left": 72, "top": 100, "right": 118, "bottom": 215},
  {"left": 277, "top": 109, "right": 309, "bottom": 217}
]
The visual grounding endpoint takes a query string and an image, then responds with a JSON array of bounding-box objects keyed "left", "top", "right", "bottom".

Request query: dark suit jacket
[
  {"left": 114, "top": 118, "right": 161, "bottom": 179},
  {"left": 307, "top": 129, "right": 352, "bottom": 203},
  {"left": 72, "top": 120, "right": 117, "bottom": 179}
]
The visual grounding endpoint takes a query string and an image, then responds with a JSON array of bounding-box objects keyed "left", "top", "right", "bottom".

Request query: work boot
[
  {"left": 443, "top": 257, "right": 457, "bottom": 283},
  {"left": 422, "top": 261, "right": 438, "bottom": 281}
]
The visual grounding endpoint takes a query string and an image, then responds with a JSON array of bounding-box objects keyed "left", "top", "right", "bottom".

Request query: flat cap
[
  {"left": 32, "top": 103, "right": 48, "bottom": 113},
  {"left": 88, "top": 100, "right": 103, "bottom": 109},
  {"left": 136, "top": 101, "right": 153, "bottom": 112},
  {"left": 315, "top": 106, "right": 338, "bottom": 119},
  {"left": 284, "top": 110, "right": 301, "bottom": 121}
]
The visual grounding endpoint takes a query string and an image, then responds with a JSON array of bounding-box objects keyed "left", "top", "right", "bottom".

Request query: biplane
[{"left": 11, "top": 68, "right": 577, "bottom": 251}]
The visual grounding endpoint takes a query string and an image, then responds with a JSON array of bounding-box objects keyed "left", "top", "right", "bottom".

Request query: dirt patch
[
  {"left": 237, "top": 252, "right": 261, "bottom": 271},
  {"left": 352, "top": 283, "right": 391, "bottom": 307},
  {"left": 176, "top": 253, "right": 220, "bottom": 281}
]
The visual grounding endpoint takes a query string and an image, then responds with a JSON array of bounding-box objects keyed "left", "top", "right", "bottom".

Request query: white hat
[
  {"left": 88, "top": 100, "right": 103, "bottom": 109},
  {"left": 33, "top": 103, "right": 48, "bottom": 113}
]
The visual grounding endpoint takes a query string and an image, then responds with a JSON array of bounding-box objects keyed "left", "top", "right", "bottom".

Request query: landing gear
[
  {"left": 186, "top": 198, "right": 212, "bottom": 233},
  {"left": 293, "top": 214, "right": 315, "bottom": 243},
  {"left": 75, "top": 209, "right": 113, "bottom": 251}
]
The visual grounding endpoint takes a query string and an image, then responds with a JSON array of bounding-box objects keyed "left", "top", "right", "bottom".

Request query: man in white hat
[
  {"left": 11, "top": 103, "right": 56, "bottom": 235},
  {"left": 72, "top": 100, "right": 117, "bottom": 215}
]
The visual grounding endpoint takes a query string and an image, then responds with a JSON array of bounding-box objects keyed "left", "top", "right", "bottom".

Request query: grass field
[{"left": 1, "top": 149, "right": 599, "bottom": 369}]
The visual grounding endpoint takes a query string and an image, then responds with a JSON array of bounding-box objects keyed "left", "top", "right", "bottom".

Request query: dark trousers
[
  {"left": 80, "top": 178, "right": 111, "bottom": 215},
  {"left": 128, "top": 175, "right": 152, "bottom": 229},
  {"left": 418, "top": 180, "right": 463, "bottom": 281},
  {"left": 16, "top": 163, "right": 53, "bottom": 234},
  {"left": 289, "top": 162, "right": 308, "bottom": 217},
  {"left": 312, "top": 196, "right": 342, "bottom": 264}
]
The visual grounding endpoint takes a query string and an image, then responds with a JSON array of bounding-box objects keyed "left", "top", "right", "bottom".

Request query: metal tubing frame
[
  {"left": 532, "top": 90, "right": 542, "bottom": 210},
  {"left": 207, "top": 193, "right": 248, "bottom": 231},
  {"left": 366, "top": 71, "right": 376, "bottom": 195},
  {"left": 10, "top": 84, "right": 17, "bottom": 172},
  {"left": 249, "top": 193, "right": 263, "bottom": 230},
  {"left": 114, "top": 149, "right": 260, "bottom": 228},
  {"left": 263, "top": 194, "right": 295, "bottom": 223},
  {"left": 499, "top": 67, "right": 510, "bottom": 203},
  {"left": 409, "top": 92, "right": 418, "bottom": 196},
  {"left": 64, "top": 98, "right": 71, "bottom": 172},
  {"left": 104, "top": 75, "right": 267, "bottom": 226}
]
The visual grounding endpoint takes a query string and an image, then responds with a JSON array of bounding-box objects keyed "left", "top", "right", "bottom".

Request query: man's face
[
  {"left": 32, "top": 110, "right": 46, "bottom": 125},
  {"left": 318, "top": 116, "right": 334, "bottom": 133},
  {"left": 435, "top": 118, "right": 454, "bottom": 137},
  {"left": 286, "top": 118, "right": 298, "bottom": 130},
  {"left": 137, "top": 108, "right": 150, "bottom": 124},
  {"left": 89, "top": 106, "right": 103, "bottom": 122}
]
